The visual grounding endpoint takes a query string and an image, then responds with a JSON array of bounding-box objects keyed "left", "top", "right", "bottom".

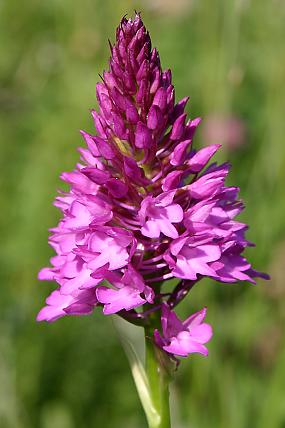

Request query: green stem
[{"left": 144, "top": 324, "right": 171, "bottom": 428}]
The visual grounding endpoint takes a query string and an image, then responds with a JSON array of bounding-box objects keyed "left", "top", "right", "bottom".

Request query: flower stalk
[
  {"left": 144, "top": 323, "right": 171, "bottom": 428},
  {"left": 115, "top": 314, "right": 171, "bottom": 428}
]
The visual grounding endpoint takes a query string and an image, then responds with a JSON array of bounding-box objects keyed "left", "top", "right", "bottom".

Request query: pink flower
[
  {"left": 96, "top": 266, "right": 154, "bottom": 314},
  {"left": 154, "top": 304, "right": 212, "bottom": 357},
  {"left": 36, "top": 289, "right": 98, "bottom": 322},
  {"left": 38, "top": 14, "right": 268, "bottom": 361},
  {"left": 167, "top": 236, "right": 221, "bottom": 280},
  {"left": 83, "top": 227, "right": 134, "bottom": 271},
  {"left": 139, "top": 192, "right": 183, "bottom": 239}
]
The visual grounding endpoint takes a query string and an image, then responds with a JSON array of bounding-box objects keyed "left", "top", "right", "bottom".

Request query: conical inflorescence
[{"left": 38, "top": 14, "right": 268, "bottom": 358}]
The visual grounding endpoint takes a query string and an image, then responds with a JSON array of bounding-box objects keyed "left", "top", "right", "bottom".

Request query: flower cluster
[{"left": 38, "top": 14, "right": 268, "bottom": 359}]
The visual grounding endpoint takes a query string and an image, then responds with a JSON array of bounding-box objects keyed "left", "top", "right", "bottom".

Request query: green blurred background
[{"left": 1, "top": 0, "right": 285, "bottom": 427}]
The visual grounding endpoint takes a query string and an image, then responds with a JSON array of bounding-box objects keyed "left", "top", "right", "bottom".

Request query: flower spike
[{"left": 38, "top": 13, "right": 269, "bottom": 360}]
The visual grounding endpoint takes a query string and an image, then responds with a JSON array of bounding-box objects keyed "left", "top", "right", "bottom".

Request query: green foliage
[{"left": 1, "top": 0, "right": 284, "bottom": 426}]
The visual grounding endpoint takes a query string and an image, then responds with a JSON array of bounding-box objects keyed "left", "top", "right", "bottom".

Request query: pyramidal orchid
[{"left": 38, "top": 13, "right": 269, "bottom": 428}]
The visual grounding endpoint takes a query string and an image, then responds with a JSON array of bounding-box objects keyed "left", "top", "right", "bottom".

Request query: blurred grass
[{"left": 1, "top": 0, "right": 285, "bottom": 427}]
